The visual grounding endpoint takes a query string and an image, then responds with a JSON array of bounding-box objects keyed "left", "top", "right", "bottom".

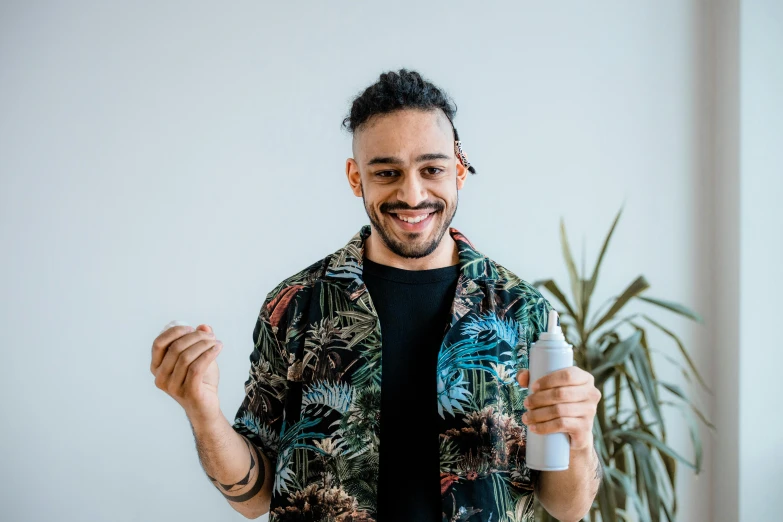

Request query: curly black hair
[{"left": 342, "top": 68, "right": 476, "bottom": 174}]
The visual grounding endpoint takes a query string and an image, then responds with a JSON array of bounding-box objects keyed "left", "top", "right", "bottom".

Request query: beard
[{"left": 360, "top": 184, "right": 458, "bottom": 259}]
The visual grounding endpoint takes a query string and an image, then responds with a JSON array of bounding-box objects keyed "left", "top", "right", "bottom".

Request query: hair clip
[{"left": 454, "top": 140, "right": 476, "bottom": 173}]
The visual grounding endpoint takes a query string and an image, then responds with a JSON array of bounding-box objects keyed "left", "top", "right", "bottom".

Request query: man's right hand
[{"left": 151, "top": 323, "right": 223, "bottom": 427}]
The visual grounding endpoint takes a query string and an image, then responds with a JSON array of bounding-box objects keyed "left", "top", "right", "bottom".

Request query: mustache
[{"left": 381, "top": 202, "right": 443, "bottom": 213}]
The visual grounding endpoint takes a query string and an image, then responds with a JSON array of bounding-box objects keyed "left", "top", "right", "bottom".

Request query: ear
[
  {"left": 346, "top": 158, "right": 363, "bottom": 197},
  {"left": 456, "top": 160, "right": 468, "bottom": 190}
]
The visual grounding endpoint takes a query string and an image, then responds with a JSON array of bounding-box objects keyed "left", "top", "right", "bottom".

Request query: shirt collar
[{"left": 324, "top": 224, "right": 497, "bottom": 302}]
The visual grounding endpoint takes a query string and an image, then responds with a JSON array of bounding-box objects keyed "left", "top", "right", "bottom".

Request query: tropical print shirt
[{"left": 232, "top": 224, "right": 554, "bottom": 522}]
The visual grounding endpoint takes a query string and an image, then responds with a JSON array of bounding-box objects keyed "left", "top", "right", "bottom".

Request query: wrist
[
  {"left": 187, "top": 409, "right": 228, "bottom": 436},
  {"left": 570, "top": 440, "right": 595, "bottom": 462},
  {"left": 570, "top": 431, "right": 595, "bottom": 452}
]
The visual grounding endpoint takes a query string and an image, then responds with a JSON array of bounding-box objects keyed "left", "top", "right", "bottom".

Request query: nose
[{"left": 395, "top": 172, "right": 429, "bottom": 209}]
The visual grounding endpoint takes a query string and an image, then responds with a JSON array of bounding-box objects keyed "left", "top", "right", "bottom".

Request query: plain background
[{"left": 1, "top": 1, "right": 780, "bottom": 521}]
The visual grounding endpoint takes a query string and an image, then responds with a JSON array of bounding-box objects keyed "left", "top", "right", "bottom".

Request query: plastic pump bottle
[{"left": 525, "top": 309, "right": 574, "bottom": 471}]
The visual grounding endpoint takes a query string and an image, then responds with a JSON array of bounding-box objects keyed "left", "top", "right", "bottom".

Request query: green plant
[{"left": 532, "top": 208, "right": 713, "bottom": 522}]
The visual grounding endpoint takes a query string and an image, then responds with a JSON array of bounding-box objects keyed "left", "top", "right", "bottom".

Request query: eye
[
  {"left": 424, "top": 167, "right": 444, "bottom": 175},
  {"left": 375, "top": 170, "right": 398, "bottom": 178}
]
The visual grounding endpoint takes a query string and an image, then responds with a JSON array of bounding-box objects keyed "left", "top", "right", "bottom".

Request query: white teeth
[{"left": 396, "top": 213, "right": 430, "bottom": 224}]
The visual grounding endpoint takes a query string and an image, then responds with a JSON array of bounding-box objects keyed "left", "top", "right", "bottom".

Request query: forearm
[
  {"left": 535, "top": 445, "right": 602, "bottom": 522},
  {"left": 189, "top": 414, "right": 273, "bottom": 519}
]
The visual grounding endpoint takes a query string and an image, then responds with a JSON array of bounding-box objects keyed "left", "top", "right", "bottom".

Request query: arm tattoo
[
  {"left": 205, "top": 437, "right": 266, "bottom": 503},
  {"left": 593, "top": 447, "right": 603, "bottom": 482}
]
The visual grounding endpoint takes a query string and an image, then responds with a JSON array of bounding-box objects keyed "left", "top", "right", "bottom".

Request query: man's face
[{"left": 346, "top": 108, "right": 468, "bottom": 259}]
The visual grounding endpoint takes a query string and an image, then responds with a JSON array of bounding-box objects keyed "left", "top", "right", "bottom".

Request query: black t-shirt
[{"left": 361, "top": 256, "right": 461, "bottom": 521}]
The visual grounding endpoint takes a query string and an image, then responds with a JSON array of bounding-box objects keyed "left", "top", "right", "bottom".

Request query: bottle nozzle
[
  {"left": 547, "top": 309, "right": 560, "bottom": 334},
  {"left": 540, "top": 309, "right": 565, "bottom": 341}
]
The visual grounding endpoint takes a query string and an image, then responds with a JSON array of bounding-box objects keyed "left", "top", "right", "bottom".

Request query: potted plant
[{"left": 532, "top": 208, "right": 713, "bottom": 522}]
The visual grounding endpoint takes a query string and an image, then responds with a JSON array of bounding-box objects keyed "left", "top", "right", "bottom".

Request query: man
[{"left": 150, "top": 69, "right": 603, "bottom": 521}]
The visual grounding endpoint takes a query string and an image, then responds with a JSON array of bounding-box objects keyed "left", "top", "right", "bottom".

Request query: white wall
[
  {"left": 710, "top": 2, "right": 783, "bottom": 520},
  {"left": 738, "top": 0, "right": 783, "bottom": 519},
  {"left": 0, "top": 1, "right": 727, "bottom": 520}
]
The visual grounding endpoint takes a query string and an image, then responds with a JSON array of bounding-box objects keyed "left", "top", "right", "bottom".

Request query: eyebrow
[{"left": 366, "top": 152, "right": 451, "bottom": 166}]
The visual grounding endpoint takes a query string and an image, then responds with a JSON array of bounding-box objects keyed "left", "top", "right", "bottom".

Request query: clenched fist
[{"left": 151, "top": 321, "right": 223, "bottom": 427}]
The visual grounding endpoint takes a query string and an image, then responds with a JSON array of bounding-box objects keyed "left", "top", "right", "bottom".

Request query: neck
[{"left": 364, "top": 227, "right": 460, "bottom": 270}]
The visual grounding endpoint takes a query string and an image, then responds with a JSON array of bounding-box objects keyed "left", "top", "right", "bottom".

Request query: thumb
[
  {"left": 517, "top": 369, "right": 530, "bottom": 388},
  {"left": 197, "top": 324, "right": 213, "bottom": 334}
]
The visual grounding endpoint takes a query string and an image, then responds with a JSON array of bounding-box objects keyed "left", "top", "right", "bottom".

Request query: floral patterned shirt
[{"left": 232, "top": 224, "right": 554, "bottom": 522}]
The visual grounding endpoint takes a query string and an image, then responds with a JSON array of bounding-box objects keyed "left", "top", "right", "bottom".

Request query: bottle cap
[{"left": 539, "top": 309, "right": 565, "bottom": 341}]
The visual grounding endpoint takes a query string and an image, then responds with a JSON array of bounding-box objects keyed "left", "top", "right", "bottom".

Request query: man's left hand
[{"left": 517, "top": 367, "right": 601, "bottom": 451}]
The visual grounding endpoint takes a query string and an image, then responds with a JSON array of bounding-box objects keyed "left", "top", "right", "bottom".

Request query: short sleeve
[{"left": 232, "top": 288, "right": 293, "bottom": 463}]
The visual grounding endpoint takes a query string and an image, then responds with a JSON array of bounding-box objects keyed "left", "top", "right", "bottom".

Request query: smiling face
[{"left": 346, "top": 108, "right": 468, "bottom": 267}]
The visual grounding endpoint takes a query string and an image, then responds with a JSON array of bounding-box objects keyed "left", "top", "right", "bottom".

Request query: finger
[
  {"left": 182, "top": 343, "right": 222, "bottom": 395},
  {"left": 154, "top": 330, "right": 215, "bottom": 388},
  {"left": 517, "top": 369, "right": 530, "bottom": 388},
  {"left": 527, "top": 416, "right": 591, "bottom": 436},
  {"left": 531, "top": 366, "right": 592, "bottom": 392},
  {"left": 523, "top": 385, "right": 592, "bottom": 409},
  {"left": 522, "top": 401, "right": 597, "bottom": 425},
  {"left": 151, "top": 325, "right": 195, "bottom": 373},
  {"left": 170, "top": 338, "right": 222, "bottom": 392}
]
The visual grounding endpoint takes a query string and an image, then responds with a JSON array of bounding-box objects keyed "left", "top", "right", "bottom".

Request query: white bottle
[{"left": 525, "top": 309, "right": 573, "bottom": 471}]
